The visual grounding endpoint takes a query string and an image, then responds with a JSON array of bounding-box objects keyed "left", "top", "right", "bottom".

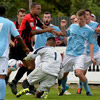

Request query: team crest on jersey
[{"left": 30, "top": 22, "right": 34, "bottom": 27}]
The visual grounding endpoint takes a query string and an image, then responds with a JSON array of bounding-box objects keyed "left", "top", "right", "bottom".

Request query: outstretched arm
[{"left": 60, "top": 19, "right": 67, "bottom": 36}]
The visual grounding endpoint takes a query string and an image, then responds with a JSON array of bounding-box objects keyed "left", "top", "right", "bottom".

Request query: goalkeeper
[{"left": 16, "top": 37, "right": 63, "bottom": 99}]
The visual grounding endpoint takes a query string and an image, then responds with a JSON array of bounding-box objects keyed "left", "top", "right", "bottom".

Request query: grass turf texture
[{"left": 5, "top": 84, "right": 100, "bottom": 100}]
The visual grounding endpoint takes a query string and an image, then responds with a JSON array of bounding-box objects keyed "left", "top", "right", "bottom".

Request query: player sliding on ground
[{"left": 16, "top": 37, "right": 63, "bottom": 99}]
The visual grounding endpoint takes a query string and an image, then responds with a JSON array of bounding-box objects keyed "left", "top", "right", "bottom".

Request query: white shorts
[
  {"left": 0, "top": 57, "right": 8, "bottom": 75},
  {"left": 62, "top": 54, "right": 86, "bottom": 72},
  {"left": 28, "top": 67, "right": 56, "bottom": 92},
  {"left": 84, "top": 50, "right": 100, "bottom": 70}
]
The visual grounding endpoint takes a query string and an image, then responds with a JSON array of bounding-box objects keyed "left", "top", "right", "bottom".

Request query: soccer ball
[{"left": 8, "top": 59, "right": 18, "bottom": 71}]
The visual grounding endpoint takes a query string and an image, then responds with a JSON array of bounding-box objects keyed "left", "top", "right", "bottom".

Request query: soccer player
[
  {"left": 5, "top": 8, "right": 26, "bottom": 84},
  {"left": 58, "top": 9, "right": 96, "bottom": 96},
  {"left": 34, "top": 11, "right": 69, "bottom": 95},
  {"left": 16, "top": 37, "right": 63, "bottom": 99},
  {"left": 34, "top": 11, "right": 66, "bottom": 49},
  {"left": 8, "top": 2, "right": 59, "bottom": 95},
  {"left": 77, "top": 9, "right": 100, "bottom": 94},
  {"left": 0, "top": 6, "right": 29, "bottom": 100}
]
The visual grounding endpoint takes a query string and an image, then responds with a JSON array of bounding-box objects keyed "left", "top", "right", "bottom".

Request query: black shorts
[{"left": 9, "top": 43, "right": 27, "bottom": 60}]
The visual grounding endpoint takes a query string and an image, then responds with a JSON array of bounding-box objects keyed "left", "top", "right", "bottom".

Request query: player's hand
[
  {"left": 60, "top": 19, "right": 67, "bottom": 27},
  {"left": 45, "top": 26, "right": 55, "bottom": 32},
  {"left": 51, "top": 31, "right": 64, "bottom": 36},
  {"left": 95, "top": 27, "right": 100, "bottom": 34},
  {"left": 23, "top": 52, "right": 33, "bottom": 61},
  {"left": 91, "top": 58, "right": 97, "bottom": 66}
]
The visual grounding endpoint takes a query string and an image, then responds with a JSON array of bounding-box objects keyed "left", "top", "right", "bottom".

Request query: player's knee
[{"left": 74, "top": 70, "right": 81, "bottom": 77}]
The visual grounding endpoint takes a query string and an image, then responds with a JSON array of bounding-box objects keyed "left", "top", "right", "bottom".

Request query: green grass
[{"left": 5, "top": 84, "right": 100, "bottom": 100}]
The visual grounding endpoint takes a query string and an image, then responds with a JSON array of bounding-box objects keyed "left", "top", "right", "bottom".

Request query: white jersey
[{"left": 27, "top": 46, "right": 62, "bottom": 77}]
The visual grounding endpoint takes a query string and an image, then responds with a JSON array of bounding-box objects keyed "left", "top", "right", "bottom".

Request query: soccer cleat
[
  {"left": 64, "top": 91, "right": 71, "bottom": 95},
  {"left": 41, "top": 92, "right": 48, "bottom": 99},
  {"left": 58, "top": 86, "right": 62, "bottom": 95},
  {"left": 86, "top": 92, "right": 92, "bottom": 96},
  {"left": 16, "top": 88, "right": 29, "bottom": 98},
  {"left": 58, "top": 85, "right": 69, "bottom": 96},
  {"left": 76, "top": 88, "right": 82, "bottom": 94},
  {"left": 9, "top": 82, "right": 17, "bottom": 95}
]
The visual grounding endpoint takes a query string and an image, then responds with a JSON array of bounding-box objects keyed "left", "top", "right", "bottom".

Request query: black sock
[
  {"left": 5, "top": 76, "right": 9, "bottom": 84},
  {"left": 27, "top": 69, "right": 33, "bottom": 76},
  {"left": 22, "top": 79, "right": 29, "bottom": 89},
  {"left": 29, "top": 85, "right": 36, "bottom": 95},
  {"left": 58, "top": 79, "right": 62, "bottom": 86},
  {"left": 12, "top": 66, "right": 28, "bottom": 84}
]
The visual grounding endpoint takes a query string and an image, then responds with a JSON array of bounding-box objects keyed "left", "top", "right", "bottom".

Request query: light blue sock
[
  {"left": 0, "top": 79, "right": 6, "bottom": 100},
  {"left": 78, "top": 79, "right": 83, "bottom": 89},
  {"left": 83, "top": 80, "right": 92, "bottom": 94},
  {"left": 61, "top": 77, "right": 69, "bottom": 91}
]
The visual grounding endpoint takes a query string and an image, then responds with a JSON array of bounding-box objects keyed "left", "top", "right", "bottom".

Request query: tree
[{"left": 71, "top": 0, "right": 100, "bottom": 15}]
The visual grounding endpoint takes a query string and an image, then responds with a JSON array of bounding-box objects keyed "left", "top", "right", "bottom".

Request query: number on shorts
[
  {"left": 54, "top": 52, "right": 57, "bottom": 60},
  {"left": 0, "top": 23, "right": 3, "bottom": 32}
]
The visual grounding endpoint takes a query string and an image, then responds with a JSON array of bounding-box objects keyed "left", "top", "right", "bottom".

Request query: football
[{"left": 8, "top": 59, "right": 18, "bottom": 71}]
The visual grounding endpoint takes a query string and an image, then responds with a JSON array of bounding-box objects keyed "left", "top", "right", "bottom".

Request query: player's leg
[
  {"left": 9, "top": 43, "right": 29, "bottom": 95},
  {"left": 36, "top": 74, "right": 56, "bottom": 99},
  {"left": 16, "top": 67, "right": 43, "bottom": 98},
  {"left": 76, "top": 79, "right": 83, "bottom": 94},
  {"left": 76, "top": 70, "right": 87, "bottom": 94},
  {"left": 0, "top": 75, "right": 6, "bottom": 100},
  {"left": 9, "top": 66, "right": 28, "bottom": 95},
  {"left": 0, "top": 57, "right": 8, "bottom": 100},
  {"left": 75, "top": 54, "right": 92, "bottom": 96},
  {"left": 58, "top": 72, "right": 69, "bottom": 96},
  {"left": 58, "top": 55, "right": 73, "bottom": 96},
  {"left": 5, "top": 69, "right": 11, "bottom": 84}
]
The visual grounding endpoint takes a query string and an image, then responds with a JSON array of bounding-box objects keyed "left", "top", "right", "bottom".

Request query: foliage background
[{"left": 0, "top": 0, "right": 100, "bottom": 18}]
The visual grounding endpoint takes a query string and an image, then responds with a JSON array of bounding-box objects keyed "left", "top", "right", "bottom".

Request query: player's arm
[
  {"left": 89, "top": 43, "right": 97, "bottom": 65},
  {"left": 60, "top": 19, "right": 67, "bottom": 36},
  {"left": 15, "top": 35, "right": 29, "bottom": 54},
  {"left": 10, "top": 39, "right": 15, "bottom": 47},
  {"left": 88, "top": 31, "right": 97, "bottom": 65},
  {"left": 24, "top": 47, "right": 45, "bottom": 61},
  {"left": 10, "top": 22, "right": 29, "bottom": 54},
  {"left": 31, "top": 26, "right": 55, "bottom": 35}
]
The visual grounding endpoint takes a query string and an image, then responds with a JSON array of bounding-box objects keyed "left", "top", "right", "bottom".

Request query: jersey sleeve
[
  {"left": 10, "top": 22, "right": 19, "bottom": 37},
  {"left": 27, "top": 47, "right": 45, "bottom": 59}
]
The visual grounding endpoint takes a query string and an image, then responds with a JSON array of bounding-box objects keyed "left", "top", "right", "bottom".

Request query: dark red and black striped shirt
[{"left": 19, "top": 13, "right": 43, "bottom": 51}]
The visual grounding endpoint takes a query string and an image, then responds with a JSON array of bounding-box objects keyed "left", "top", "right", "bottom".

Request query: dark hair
[
  {"left": 31, "top": 2, "right": 40, "bottom": 9},
  {"left": 44, "top": 11, "right": 52, "bottom": 17},
  {"left": 0, "top": 5, "right": 6, "bottom": 16},
  {"left": 85, "top": 9, "right": 91, "bottom": 15},
  {"left": 77, "top": 9, "right": 86, "bottom": 18},
  {"left": 17, "top": 8, "right": 26, "bottom": 15},
  {"left": 47, "top": 37, "right": 55, "bottom": 42}
]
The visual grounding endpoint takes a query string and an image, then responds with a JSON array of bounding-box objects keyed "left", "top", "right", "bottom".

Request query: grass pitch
[{"left": 5, "top": 84, "right": 100, "bottom": 100}]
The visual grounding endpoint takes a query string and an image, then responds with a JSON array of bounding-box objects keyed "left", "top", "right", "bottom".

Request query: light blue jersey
[
  {"left": 66, "top": 24, "right": 94, "bottom": 56},
  {"left": 0, "top": 17, "right": 19, "bottom": 57},
  {"left": 34, "top": 25, "right": 63, "bottom": 49},
  {"left": 86, "top": 21, "right": 99, "bottom": 54}
]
